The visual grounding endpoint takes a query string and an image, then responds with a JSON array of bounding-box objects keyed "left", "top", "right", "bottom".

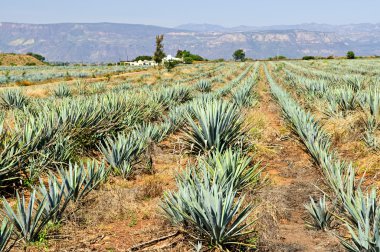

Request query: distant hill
[
  {"left": 1, "top": 22, "right": 380, "bottom": 62},
  {"left": 0, "top": 53, "right": 45, "bottom": 66}
]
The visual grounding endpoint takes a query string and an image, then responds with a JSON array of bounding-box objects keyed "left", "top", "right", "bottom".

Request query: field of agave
[
  {"left": 0, "top": 65, "right": 149, "bottom": 84},
  {"left": 0, "top": 59, "right": 379, "bottom": 251},
  {"left": 267, "top": 59, "right": 380, "bottom": 251}
]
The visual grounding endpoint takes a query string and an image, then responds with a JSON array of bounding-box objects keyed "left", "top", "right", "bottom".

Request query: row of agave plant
[
  {"left": 281, "top": 63, "right": 380, "bottom": 150},
  {"left": 265, "top": 64, "right": 380, "bottom": 251},
  {"left": 0, "top": 63, "right": 247, "bottom": 189},
  {"left": 0, "top": 63, "right": 252, "bottom": 250},
  {"left": 98, "top": 63, "right": 257, "bottom": 180},
  {"left": 160, "top": 67, "right": 261, "bottom": 250},
  {"left": 0, "top": 64, "right": 148, "bottom": 85}
]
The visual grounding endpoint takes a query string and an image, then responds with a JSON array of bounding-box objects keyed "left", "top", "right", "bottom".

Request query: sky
[{"left": 1, "top": 0, "right": 379, "bottom": 27}]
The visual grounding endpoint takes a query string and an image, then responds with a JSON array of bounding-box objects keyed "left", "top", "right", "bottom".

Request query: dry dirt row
[{"left": 251, "top": 65, "right": 342, "bottom": 251}]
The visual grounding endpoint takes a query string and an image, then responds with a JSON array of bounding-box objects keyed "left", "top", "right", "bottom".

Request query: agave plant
[
  {"left": 161, "top": 166, "right": 255, "bottom": 249},
  {"left": 99, "top": 132, "right": 146, "bottom": 178},
  {"left": 340, "top": 189, "right": 380, "bottom": 251},
  {"left": 3, "top": 191, "right": 53, "bottom": 242},
  {"left": 135, "top": 122, "right": 171, "bottom": 143},
  {"left": 184, "top": 99, "right": 245, "bottom": 154},
  {"left": 305, "top": 195, "right": 332, "bottom": 231},
  {"left": 0, "top": 89, "right": 29, "bottom": 109},
  {"left": 0, "top": 218, "right": 13, "bottom": 252},
  {"left": 203, "top": 149, "right": 262, "bottom": 192},
  {"left": 231, "top": 80, "right": 256, "bottom": 107},
  {"left": 36, "top": 174, "right": 72, "bottom": 224},
  {"left": 58, "top": 161, "right": 107, "bottom": 202},
  {"left": 53, "top": 84, "right": 72, "bottom": 98},
  {"left": 196, "top": 80, "right": 212, "bottom": 93}
]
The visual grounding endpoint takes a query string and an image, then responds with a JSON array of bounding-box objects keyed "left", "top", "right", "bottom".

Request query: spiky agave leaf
[{"left": 0, "top": 218, "right": 13, "bottom": 252}]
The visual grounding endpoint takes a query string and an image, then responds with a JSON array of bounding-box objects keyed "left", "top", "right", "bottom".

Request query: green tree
[
  {"left": 232, "top": 49, "right": 246, "bottom": 61},
  {"left": 26, "top": 52, "right": 45, "bottom": 62},
  {"left": 347, "top": 51, "right": 355, "bottom": 59},
  {"left": 133, "top": 55, "right": 152, "bottom": 61},
  {"left": 153, "top": 35, "right": 166, "bottom": 63}
]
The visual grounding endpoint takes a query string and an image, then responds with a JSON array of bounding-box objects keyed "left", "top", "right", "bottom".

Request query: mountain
[{"left": 1, "top": 22, "right": 380, "bottom": 62}]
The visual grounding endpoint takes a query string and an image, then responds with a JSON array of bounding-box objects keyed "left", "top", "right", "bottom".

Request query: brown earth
[
  {"left": 0, "top": 53, "right": 44, "bottom": 66},
  {"left": 250, "top": 65, "right": 343, "bottom": 252}
]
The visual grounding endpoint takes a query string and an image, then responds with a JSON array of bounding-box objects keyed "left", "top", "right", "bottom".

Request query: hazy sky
[{"left": 1, "top": 0, "right": 379, "bottom": 27}]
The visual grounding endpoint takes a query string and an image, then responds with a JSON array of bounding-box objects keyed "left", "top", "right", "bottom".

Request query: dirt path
[{"left": 251, "top": 65, "right": 342, "bottom": 251}]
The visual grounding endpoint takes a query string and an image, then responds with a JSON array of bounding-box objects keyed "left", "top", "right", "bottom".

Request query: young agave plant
[
  {"left": 99, "top": 132, "right": 146, "bottom": 178},
  {"left": 135, "top": 122, "right": 170, "bottom": 143},
  {"left": 58, "top": 161, "right": 107, "bottom": 202},
  {"left": 161, "top": 167, "right": 255, "bottom": 250},
  {"left": 0, "top": 218, "right": 13, "bottom": 252},
  {"left": 196, "top": 80, "right": 212, "bottom": 93},
  {"left": 340, "top": 189, "right": 380, "bottom": 251},
  {"left": 203, "top": 149, "right": 262, "bottom": 192},
  {"left": 0, "top": 89, "right": 29, "bottom": 109},
  {"left": 305, "top": 195, "right": 332, "bottom": 231},
  {"left": 53, "top": 84, "right": 72, "bottom": 98},
  {"left": 184, "top": 99, "right": 245, "bottom": 154},
  {"left": 3, "top": 191, "right": 53, "bottom": 242},
  {"left": 37, "top": 174, "right": 72, "bottom": 224},
  {"left": 232, "top": 80, "right": 256, "bottom": 107}
]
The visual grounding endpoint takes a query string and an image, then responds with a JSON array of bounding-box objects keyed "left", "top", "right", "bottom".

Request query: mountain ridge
[{"left": 1, "top": 22, "right": 380, "bottom": 62}]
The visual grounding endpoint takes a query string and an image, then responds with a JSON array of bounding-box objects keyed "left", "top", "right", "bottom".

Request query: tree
[
  {"left": 176, "top": 50, "right": 204, "bottom": 62},
  {"left": 153, "top": 35, "right": 166, "bottom": 63},
  {"left": 26, "top": 52, "right": 45, "bottom": 62},
  {"left": 302, "top": 56, "right": 315, "bottom": 60},
  {"left": 233, "top": 49, "right": 245, "bottom": 61},
  {"left": 133, "top": 55, "right": 152, "bottom": 62},
  {"left": 347, "top": 51, "right": 355, "bottom": 59}
]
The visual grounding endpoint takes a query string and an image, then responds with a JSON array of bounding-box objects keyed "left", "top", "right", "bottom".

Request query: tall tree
[
  {"left": 153, "top": 35, "right": 166, "bottom": 63},
  {"left": 233, "top": 49, "right": 246, "bottom": 61}
]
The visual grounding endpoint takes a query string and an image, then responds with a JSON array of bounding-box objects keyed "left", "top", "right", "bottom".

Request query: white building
[
  {"left": 121, "top": 60, "right": 158, "bottom": 66},
  {"left": 162, "top": 55, "right": 182, "bottom": 62}
]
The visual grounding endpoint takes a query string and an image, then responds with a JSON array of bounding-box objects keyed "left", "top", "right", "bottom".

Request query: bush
[
  {"left": 183, "top": 57, "right": 193, "bottom": 64},
  {"left": 347, "top": 51, "right": 355, "bottom": 59},
  {"left": 302, "top": 56, "right": 315, "bottom": 60},
  {"left": 163, "top": 60, "right": 179, "bottom": 72}
]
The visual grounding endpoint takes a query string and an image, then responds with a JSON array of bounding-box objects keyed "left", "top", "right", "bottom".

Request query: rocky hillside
[{"left": 1, "top": 22, "right": 380, "bottom": 62}]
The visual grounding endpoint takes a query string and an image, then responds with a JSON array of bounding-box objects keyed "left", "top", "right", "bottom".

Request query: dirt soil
[{"left": 251, "top": 66, "right": 343, "bottom": 252}]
